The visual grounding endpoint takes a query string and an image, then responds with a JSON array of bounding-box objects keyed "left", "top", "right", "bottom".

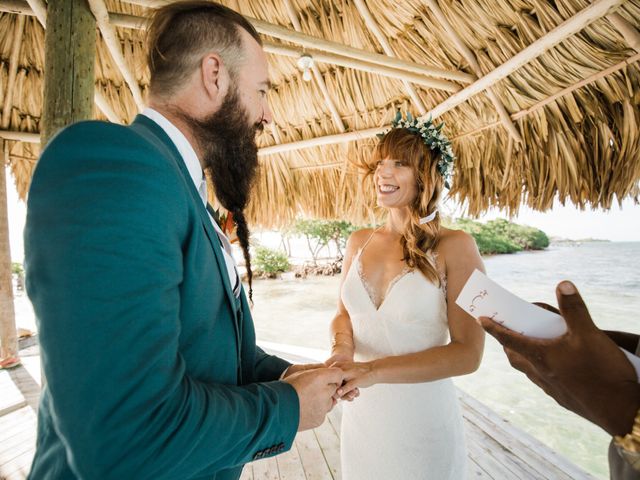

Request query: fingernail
[
  {"left": 337, "top": 389, "right": 343, "bottom": 396},
  {"left": 558, "top": 281, "right": 576, "bottom": 295}
]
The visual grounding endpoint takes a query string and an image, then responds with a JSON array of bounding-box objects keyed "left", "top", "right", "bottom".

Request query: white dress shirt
[{"left": 141, "top": 108, "right": 240, "bottom": 297}]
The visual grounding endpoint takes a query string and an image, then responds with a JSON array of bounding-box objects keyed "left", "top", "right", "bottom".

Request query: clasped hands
[{"left": 283, "top": 350, "right": 370, "bottom": 407}]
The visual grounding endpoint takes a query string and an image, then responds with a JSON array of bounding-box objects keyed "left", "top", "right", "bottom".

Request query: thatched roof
[{"left": 1, "top": 0, "right": 639, "bottom": 228}]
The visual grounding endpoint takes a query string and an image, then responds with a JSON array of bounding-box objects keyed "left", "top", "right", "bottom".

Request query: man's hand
[
  {"left": 330, "top": 361, "right": 374, "bottom": 399},
  {"left": 480, "top": 280, "right": 640, "bottom": 437},
  {"left": 324, "top": 350, "right": 360, "bottom": 402},
  {"left": 283, "top": 368, "right": 344, "bottom": 431}
]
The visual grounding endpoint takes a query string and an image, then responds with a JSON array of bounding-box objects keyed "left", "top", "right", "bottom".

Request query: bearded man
[{"left": 24, "top": 2, "right": 343, "bottom": 479}]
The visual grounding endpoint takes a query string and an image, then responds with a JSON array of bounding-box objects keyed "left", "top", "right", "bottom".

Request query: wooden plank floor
[{"left": 1, "top": 340, "right": 596, "bottom": 480}]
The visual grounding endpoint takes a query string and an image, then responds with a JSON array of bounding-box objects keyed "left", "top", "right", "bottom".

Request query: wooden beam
[
  {"left": 283, "top": 0, "right": 345, "bottom": 132},
  {"left": 1, "top": 15, "right": 26, "bottom": 130},
  {"left": 249, "top": 16, "right": 473, "bottom": 83},
  {"left": 0, "top": 1, "right": 464, "bottom": 92},
  {"left": 511, "top": 51, "right": 640, "bottom": 122},
  {"left": 24, "top": 0, "right": 45, "bottom": 26},
  {"left": 0, "top": 0, "right": 30, "bottom": 15},
  {"left": 0, "top": 142, "right": 17, "bottom": 365},
  {"left": 5, "top": 0, "right": 122, "bottom": 124},
  {"left": 353, "top": 0, "right": 426, "bottom": 116},
  {"left": 423, "top": 0, "right": 522, "bottom": 143},
  {"left": 87, "top": 0, "right": 145, "bottom": 111},
  {"left": 424, "top": 0, "right": 626, "bottom": 120},
  {"left": 263, "top": 42, "right": 460, "bottom": 92},
  {"left": 41, "top": 0, "right": 96, "bottom": 145},
  {"left": 258, "top": 51, "right": 640, "bottom": 156},
  {"left": 258, "top": 127, "right": 383, "bottom": 156},
  {"left": 120, "top": 0, "right": 169, "bottom": 7},
  {"left": 78, "top": 0, "right": 474, "bottom": 83},
  {"left": 607, "top": 12, "right": 640, "bottom": 52},
  {"left": 0, "top": 131, "right": 39, "bottom": 143},
  {"left": 108, "top": 12, "right": 461, "bottom": 91},
  {"left": 94, "top": 90, "right": 121, "bottom": 123},
  {"left": 109, "top": 12, "right": 148, "bottom": 30},
  {"left": 8, "top": 51, "right": 640, "bottom": 152},
  {"left": 109, "top": 9, "right": 461, "bottom": 92}
]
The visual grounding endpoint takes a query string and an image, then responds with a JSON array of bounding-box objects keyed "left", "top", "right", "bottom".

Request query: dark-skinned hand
[{"left": 480, "top": 280, "right": 640, "bottom": 437}]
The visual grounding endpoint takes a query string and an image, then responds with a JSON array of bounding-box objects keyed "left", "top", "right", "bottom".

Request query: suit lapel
[{"left": 129, "top": 116, "right": 241, "bottom": 349}]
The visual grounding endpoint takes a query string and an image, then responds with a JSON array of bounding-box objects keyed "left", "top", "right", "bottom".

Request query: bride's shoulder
[
  {"left": 347, "top": 228, "right": 375, "bottom": 248},
  {"left": 437, "top": 227, "right": 479, "bottom": 256}
]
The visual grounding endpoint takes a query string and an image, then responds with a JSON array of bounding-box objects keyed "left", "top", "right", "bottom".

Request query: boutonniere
[{"left": 214, "top": 208, "right": 238, "bottom": 244}]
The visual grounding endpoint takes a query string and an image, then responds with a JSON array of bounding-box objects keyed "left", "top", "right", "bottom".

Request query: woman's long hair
[{"left": 365, "top": 128, "right": 445, "bottom": 286}]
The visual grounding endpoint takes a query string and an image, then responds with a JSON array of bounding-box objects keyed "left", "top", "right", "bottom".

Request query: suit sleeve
[
  {"left": 24, "top": 123, "right": 299, "bottom": 479},
  {"left": 253, "top": 346, "right": 291, "bottom": 381}
]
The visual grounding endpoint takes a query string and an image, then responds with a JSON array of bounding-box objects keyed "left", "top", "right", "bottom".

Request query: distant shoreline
[{"left": 550, "top": 237, "right": 612, "bottom": 245}]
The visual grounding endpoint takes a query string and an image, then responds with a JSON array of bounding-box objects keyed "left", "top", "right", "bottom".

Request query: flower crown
[{"left": 377, "top": 111, "right": 455, "bottom": 189}]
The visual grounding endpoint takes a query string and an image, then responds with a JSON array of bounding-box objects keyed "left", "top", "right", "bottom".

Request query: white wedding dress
[{"left": 339, "top": 242, "right": 467, "bottom": 480}]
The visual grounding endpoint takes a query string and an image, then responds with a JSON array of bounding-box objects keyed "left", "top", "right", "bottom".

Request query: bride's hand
[
  {"left": 324, "top": 346, "right": 354, "bottom": 367},
  {"left": 332, "top": 361, "right": 376, "bottom": 398}
]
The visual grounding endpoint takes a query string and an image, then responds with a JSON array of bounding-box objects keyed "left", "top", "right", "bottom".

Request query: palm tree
[{"left": 0, "top": 161, "right": 18, "bottom": 367}]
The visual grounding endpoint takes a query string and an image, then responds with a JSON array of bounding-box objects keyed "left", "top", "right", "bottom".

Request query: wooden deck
[{"left": 1, "top": 339, "right": 596, "bottom": 480}]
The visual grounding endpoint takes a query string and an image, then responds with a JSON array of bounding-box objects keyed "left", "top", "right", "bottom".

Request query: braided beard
[{"left": 174, "top": 86, "right": 263, "bottom": 301}]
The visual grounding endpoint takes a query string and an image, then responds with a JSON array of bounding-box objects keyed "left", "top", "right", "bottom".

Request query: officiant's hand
[
  {"left": 536, "top": 304, "right": 640, "bottom": 354},
  {"left": 331, "top": 361, "right": 376, "bottom": 398},
  {"left": 480, "top": 280, "right": 640, "bottom": 437},
  {"left": 283, "top": 367, "right": 344, "bottom": 431}
]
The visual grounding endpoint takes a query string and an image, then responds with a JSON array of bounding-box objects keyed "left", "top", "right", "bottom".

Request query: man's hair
[{"left": 146, "top": 1, "right": 262, "bottom": 97}]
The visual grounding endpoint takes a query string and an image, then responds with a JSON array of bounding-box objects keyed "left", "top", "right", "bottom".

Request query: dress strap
[{"left": 359, "top": 226, "right": 383, "bottom": 255}]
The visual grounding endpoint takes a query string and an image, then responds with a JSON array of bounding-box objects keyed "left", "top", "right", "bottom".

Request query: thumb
[
  {"left": 322, "top": 367, "right": 345, "bottom": 385},
  {"left": 556, "top": 281, "right": 595, "bottom": 332}
]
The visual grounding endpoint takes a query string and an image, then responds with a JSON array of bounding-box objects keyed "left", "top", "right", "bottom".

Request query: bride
[{"left": 327, "top": 114, "right": 485, "bottom": 479}]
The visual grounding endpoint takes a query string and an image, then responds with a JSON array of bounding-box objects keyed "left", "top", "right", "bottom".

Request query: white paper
[
  {"left": 456, "top": 269, "right": 640, "bottom": 381},
  {"left": 455, "top": 269, "right": 566, "bottom": 339}
]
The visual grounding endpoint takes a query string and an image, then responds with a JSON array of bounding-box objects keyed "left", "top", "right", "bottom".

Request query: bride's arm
[
  {"left": 325, "top": 230, "right": 370, "bottom": 365},
  {"left": 336, "top": 230, "right": 485, "bottom": 393}
]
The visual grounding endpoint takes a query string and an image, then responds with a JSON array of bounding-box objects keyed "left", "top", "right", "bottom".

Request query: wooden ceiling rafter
[
  {"left": 283, "top": 0, "right": 346, "bottom": 133},
  {"left": 87, "top": 0, "right": 145, "bottom": 112},
  {"left": 353, "top": 0, "right": 427, "bottom": 115},
  {"left": 424, "top": 0, "right": 522, "bottom": 143}
]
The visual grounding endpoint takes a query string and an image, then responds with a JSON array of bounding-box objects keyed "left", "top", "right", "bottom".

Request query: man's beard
[
  {"left": 182, "top": 87, "right": 262, "bottom": 213},
  {"left": 174, "top": 86, "right": 264, "bottom": 301}
]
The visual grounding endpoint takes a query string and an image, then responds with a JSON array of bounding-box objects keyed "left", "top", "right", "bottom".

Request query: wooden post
[
  {"left": 0, "top": 142, "right": 17, "bottom": 366},
  {"left": 41, "top": 0, "right": 96, "bottom": 145},
  {"left": 0, "top": 14, "right": 25, "bottom": 367}
]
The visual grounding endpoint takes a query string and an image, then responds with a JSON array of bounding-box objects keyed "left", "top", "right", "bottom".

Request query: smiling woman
[{"left": 325, "top": 119, "right": 485, "bottom": 480}]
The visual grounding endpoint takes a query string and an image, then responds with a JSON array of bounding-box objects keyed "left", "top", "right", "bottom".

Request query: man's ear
[{"left": 201, "top": 53, "right": 230, "bottom": 106}]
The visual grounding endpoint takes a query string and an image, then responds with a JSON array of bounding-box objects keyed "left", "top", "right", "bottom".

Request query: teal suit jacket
[{"left": 24, "top": 115, "right": 299, "bottom": 479}]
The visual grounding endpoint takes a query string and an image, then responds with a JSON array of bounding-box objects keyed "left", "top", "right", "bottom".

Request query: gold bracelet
[{"left": 614, "top": 408, "right": 640, "bottom": 471}]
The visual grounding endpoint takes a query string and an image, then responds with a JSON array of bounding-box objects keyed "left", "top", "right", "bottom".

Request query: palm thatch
[{"left": 0, "top": 0, "right": 639, "bottom": 229}]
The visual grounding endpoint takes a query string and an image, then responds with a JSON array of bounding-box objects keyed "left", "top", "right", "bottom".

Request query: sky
[
  {"left": 5, "top": 168, "right": 639, "bottom": 262},
  {"left": 443, "top": 195, "right": 640, "bottom": 242}
]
